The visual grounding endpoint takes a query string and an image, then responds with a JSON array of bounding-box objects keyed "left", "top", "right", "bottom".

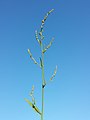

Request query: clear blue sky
[{"left": 0, "top": 0, "right": 90, "bottom": 120}]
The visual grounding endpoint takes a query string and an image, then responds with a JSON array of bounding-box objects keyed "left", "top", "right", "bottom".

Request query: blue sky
[{"left": 0, "top": 0, "right": 90, "bottom": 120}]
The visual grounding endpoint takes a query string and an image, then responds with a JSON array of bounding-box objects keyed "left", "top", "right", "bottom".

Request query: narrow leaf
[
  {"left": 24, "top": 98, "right": 41, "bottom": 115},
  {"left": 24, "top": 98, "right": 32, "bottom": 107}
]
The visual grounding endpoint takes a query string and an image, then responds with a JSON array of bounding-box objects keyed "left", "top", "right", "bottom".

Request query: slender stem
[
  {"left": 41, "top": 84, "right": 44, "bottom": 120},
  {"left": 41, "top": 45, "right": 45, "bottom": 120}
]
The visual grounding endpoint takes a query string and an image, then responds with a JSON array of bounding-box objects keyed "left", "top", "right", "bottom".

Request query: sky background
[{"left": 0, "top": 0, "right": 90, "bottom": 120}]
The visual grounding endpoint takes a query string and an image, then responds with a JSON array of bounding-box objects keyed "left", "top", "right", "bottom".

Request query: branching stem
[{"left": 25, "top": 9, "right": 57, "bottom": 120}]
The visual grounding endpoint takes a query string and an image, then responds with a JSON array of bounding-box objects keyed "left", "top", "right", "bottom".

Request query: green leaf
[{"left": 24, "top": 98, "right": 41, "bottom": 115}]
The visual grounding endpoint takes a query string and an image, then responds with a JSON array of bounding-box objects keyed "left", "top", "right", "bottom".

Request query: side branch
[
  {"left": 39, "top": 9, "right": 54, "bottom": 41},
  {"left": 24, "top": 86, "right": 41, "bottom": 115},
  {"left": 27, "top": 49, "right": 41, "bottom": 68},
  {"left": 35, "top": 30, "right": 42, "bottom": 46},
  {"left": 29, "top": 85, "right": 35, "bottom": 104},
  {"left": 50, "top": 65, "right": 57, "bottom": 81},
  {"left": 42, "top": 37, "right": 54, "bottom": 53}
]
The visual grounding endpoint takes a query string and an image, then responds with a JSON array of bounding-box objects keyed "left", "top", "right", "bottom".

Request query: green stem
[
  {"left": 41, "top": 84, "right": 44, "bottom": 120},
  {"left": 41, "top": 45, "right": 45, "bottom": 120}
]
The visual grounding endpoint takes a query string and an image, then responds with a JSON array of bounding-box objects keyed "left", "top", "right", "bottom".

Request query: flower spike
[
  {"left": 29, "top": 85, "right": 35, "bottom": 104},
  {"left": 39, "top": 9, "right": 54, "bottom": 41},
  {"left": 35, "top": 30, "right": 42, "bottom": 45},
  {"left": 27, "top": 49, "right": 41, "bottom": 68},
  {"left": 42, "top": 37, "right": 54, "bottom": 53},
  {"left": 50, "top": 65, "right": 57, "bottom": 81}
]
